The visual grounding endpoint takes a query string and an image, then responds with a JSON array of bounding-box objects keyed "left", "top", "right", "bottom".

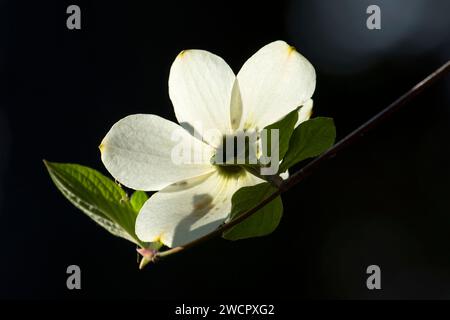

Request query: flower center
[
  {"left": 213, "top": 133, "right": 256, "bottom": 178},
  {"left": 215, "top": 164, "right": 245, "bottom": 178}
]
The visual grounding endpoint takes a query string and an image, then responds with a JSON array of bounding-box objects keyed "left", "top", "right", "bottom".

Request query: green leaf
[
  {"left": 223, "top": 183, "right": 282, "bottom": 241},
  {"left": 262, "top": 108, "right": 299, "bottom": 161},
  {"left": 280, "top": 117, "right": 336, "bottom": 172},
  {"left": 44, "top": 161, "right": 145, "bottom": 246},
  {"left": 130, "top": 191, "right": 148, "bottom": 212}
]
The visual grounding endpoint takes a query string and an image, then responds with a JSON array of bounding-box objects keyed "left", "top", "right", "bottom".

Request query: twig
[{"left": 155, "top": 60, "right": 450, "bottom": 260}]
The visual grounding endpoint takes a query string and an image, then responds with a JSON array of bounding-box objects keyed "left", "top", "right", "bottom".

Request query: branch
[{"left": 155, "top": 60, "right": 450, "bottom": 261}]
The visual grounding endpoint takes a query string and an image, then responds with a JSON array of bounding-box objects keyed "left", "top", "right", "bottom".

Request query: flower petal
[
  {"left": 135, "top": 171, "right": 260, "bottom": 247},
  {"left": 169, "top": 49, "right": 236, "bottom": 144},
  {"left": 100, "top": 114, "right": 215, "bottom": 191},
  {"left": 296, "top": 99, "right": 313, "bottom": 127},
  {"left": 237, "top": 40, "right": 316, "bottom": 129}
]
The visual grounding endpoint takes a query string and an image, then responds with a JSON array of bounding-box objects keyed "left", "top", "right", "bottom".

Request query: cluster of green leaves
[{"left": 44, "top": 108, "right": 335, "bottom": 254}]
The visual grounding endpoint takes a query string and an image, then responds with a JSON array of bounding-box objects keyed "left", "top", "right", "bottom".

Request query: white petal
[
  {"left": 237, "top": 40, "right": 316, "bottom": 130},
  {"left": 296, "top": 99, "right": 313, "bottom": 127},
  {"left": 230, "top": 79, "right": 243, "bottom": 131},
  {"left": 169, "top": 49, "right": 236, "bottom": 144},
  {"left": 100, "top": 114, "right": 215, "bottom": 191},
  {"left": 135, "top": 171, "right": 259, "bottom": 247}
]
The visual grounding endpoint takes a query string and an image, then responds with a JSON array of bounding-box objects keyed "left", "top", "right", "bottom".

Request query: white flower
[{"left": 99, "top": 40, "right": 316, "bottom": 247}]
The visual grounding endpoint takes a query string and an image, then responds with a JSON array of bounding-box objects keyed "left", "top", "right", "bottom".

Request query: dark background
[{"left": 1, "top": 0, "right": 449, "bottom": 300}]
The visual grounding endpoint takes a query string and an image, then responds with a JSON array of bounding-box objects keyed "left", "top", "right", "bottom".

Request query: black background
[{"left": 1, "top": 0, "right": 449, "bottom": 300}]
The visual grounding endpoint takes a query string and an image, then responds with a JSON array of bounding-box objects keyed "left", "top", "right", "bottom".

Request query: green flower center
[
  {"left": 215, "top": 164, "right": 246, "bottom": 178},
  {"left": 213, "top": 134, "right": 254, "bottom": 178}
]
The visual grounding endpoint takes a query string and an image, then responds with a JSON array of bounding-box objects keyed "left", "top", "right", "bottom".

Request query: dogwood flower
[{"left": 100, "top": 40, "right": 316, "bottom": 247}]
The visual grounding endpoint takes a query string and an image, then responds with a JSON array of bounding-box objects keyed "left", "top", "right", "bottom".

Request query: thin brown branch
[{"left": 156, "top": 60, "right": 450, "bottom": 260}]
